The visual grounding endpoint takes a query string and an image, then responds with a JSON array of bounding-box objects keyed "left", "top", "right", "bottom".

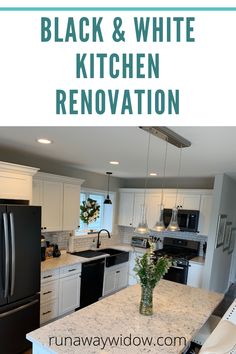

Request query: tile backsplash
[
  {"left": 42, "top": 230, "right": 122, "bottom": 252},
  {"left": 42, "top": 226, "right": 207, "bottom": 256},
  {"left": 118, "top": 226, "right": 207, "bottom": 256}
]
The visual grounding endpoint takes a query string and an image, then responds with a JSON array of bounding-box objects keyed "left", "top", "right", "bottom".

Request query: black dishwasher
[{"left": 79, "top": 258, "right": 105, "bottom": 309}]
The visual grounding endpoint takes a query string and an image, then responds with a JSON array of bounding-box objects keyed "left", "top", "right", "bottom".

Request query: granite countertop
[
  {"left": 27, "top": 280, "right": 223, "bottom": 354},
  {"left": 41, "top": 254, "right": 89, "bottom": 272},
  {"left": 41, "top": 244, "right": 146, "bottom": 272}
]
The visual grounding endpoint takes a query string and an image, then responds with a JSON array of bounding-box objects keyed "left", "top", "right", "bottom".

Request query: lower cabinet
[
  {"left": 187, "top": 262, "right": 204, "bottom": 288},
  {"left": 128, "top": 251, "right": 144, "bottom": 286},
  {"left": 59, "top": 272, "right": 81, "bottom": 316},
  {"left": 40, "top": 263, "right": 81, "bottom": 325},
  {"left": 103, "top": 262, "right": 129, "bottom": 296}
]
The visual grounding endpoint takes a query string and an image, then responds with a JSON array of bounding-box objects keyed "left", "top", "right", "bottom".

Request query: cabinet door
[
  {"left": 63, "top": 183, "right": 81, "bottom": 231},
  {"left": 178, "top": 194, "right": 201, "bottom": 210},
  {"left": 128, "top": 252, "right": 143, "bottom": 286},
  {"left": 146, "top": 194, "right": 162, "bottom": 229},
  {"left": 133, "top": 193, "right": 146, "bottom": 228},
  {"left": 116, "top": 265, "right": 129, "bottom": 290},
  {"left": 32, "top": 179, "right": 43, "bottom": 207},
  {"left": 163, "top": 193, "right": 177, "bottom": 208},
  {"left": 59, "top": 274, "right": 81, "bottom": 315},
  {"left": 103, "top": 270, "right": 116, "bottom": 295},
  {"left": 43, "top": 180, "right": 63, "bottom": 231},
  {"left": 118, "top": 192, "right": 135, "bottom": 226},
  {"left": 187, "top": 262, "right": 204, "bottom": 288},
  {"left": 198, "top": 195, "right": 212, "bottom": 235}
]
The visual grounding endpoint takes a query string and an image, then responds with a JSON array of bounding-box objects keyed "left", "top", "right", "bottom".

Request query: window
[{"left": 78, "top": 191, "right": 114, "bottom": 233}]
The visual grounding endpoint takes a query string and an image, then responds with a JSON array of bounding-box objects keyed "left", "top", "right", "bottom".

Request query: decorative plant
[
  {"left": 134, "top": 244, "right": 171, "bottom": 288},
  {"left": 80, "top": 198, "right": 100, "bottom": 225},
  {"left": 134, "top": 243, "right": 172, "bottom": 315}
]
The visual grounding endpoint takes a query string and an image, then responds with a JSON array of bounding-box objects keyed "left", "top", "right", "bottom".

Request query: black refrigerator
[{"left": 0, "top": 204, "right": 41, "bottom": 354}]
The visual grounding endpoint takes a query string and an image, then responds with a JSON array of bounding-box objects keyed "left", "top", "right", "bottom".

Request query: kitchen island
[{"left": 27, "top": 280, "right": 223, "bottom": 354}]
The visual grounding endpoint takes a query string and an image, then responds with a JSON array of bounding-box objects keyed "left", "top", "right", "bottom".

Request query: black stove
[{"left": 154, "top": 237, "right": 200, "bottom": 284}]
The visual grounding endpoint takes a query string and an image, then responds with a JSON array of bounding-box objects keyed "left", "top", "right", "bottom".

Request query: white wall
[{"left": 203, "top": 174, "right": 236, "bottom": 293}]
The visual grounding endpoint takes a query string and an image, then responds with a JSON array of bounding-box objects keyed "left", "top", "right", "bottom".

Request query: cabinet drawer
[
  {"left": 40, "top": 300, "right": 58, "bottom": 325},
  {"left": 60, "top": 263, "right": 81, "bottom": 277},
  {"left": 40, "top": 280, "right": 59, "bottom": 304},
  {"left": 41, "top": 268, "right": 60, "bottom": 283}
]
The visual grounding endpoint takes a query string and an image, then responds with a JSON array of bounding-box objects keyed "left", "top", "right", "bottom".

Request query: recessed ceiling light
[
  {"left": 109, "top": 161, "right": 119, "bottom": 165},
  {"left": 150, "top": 172, "right": 158, "bottom": 176},
  {"left": 37, "top": 138, "right": 53, "bottom": 145}
]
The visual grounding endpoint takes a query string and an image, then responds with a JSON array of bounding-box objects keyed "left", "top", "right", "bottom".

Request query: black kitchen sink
[
  {"left": 71, "top": 248, "right": 129, "bottom": 267},
  {"left": 71, "top": 250, "right": 107, "bottom": 258},
  {"left": 99, "top": 248, "right": 124, "bottom": 255},
  {"left": 101, "top": 248, "right": 129, "bottom": 267}
]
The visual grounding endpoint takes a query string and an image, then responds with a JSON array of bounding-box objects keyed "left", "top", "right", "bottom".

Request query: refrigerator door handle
[
  {"left": 3, "top": 213, "right": 10, "bottom": 298},
  {"left": 9, "top": 213, "right": 16, "bottom": 297},
  {"left": 0, "top": 299, "right": 39, "bottom": 319}
]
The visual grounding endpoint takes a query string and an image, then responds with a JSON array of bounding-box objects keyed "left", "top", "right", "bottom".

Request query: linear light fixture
[{"left": 139, "top": 127, "right": 191, "bottom": 148}]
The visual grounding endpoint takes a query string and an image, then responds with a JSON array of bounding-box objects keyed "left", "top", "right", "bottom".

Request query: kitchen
[{"left": 0, "top": 126, "right": 236, "bottom": 354}]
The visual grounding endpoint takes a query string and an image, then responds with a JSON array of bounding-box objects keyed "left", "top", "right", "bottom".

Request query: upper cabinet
[
  {"left": 32, "top": 173, "right": 84, "bottom": 232},
  {"left": 118, "top": 188, "right": 213, "bottom": 236},
  {"left": 118, "top": 192, "right": 135, "bottom": 227},
  {"left": 0, "top": 161, "right": 39, "bottom": 202},
  {"left": 63, "top": 183, "right": 81, "bottom": 231}
]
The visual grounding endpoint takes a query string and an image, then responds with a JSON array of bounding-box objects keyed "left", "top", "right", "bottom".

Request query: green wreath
[{"left": 80, "top": 198, "right": 100, "bottom": 225}]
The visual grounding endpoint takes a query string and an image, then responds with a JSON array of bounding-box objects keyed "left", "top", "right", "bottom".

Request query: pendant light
[
  {"left": 104, "top": 172, "right": 112, "bottom": 205},
  {"left": 167, "top": 146, "right": 183, "bottom": 231},
  {"left": 134, "top": 133, "right": 151, "bottom": 235},
  {"left": 153, "top": 139, "right": 168, "bottom": 232}
]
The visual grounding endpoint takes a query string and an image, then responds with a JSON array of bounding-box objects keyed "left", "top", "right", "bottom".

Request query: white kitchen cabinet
[
  {"left": 118, "top": 192, "right": 135, "bottom": 226},
  {"left": 198, "top": 195, "right": 212, "bottom": 235},
  {"left": 146, "top": 194, "right": 162, "bottom": 228},
  {"left": 132, "top": 193, "right": 162, "bottom": 229},
  {"left": 40, "top": 299, "right": 59, "bottom": 325},
  {"left": 32, "top": 178, "right": 63, "bottom": 231},
  {"left": 177, "top": 193, "right": 201, "bottom": 210},
  {"left": 187, "top": 262, "right": 204, "bottom": 288},
  {"left": 33, "top": 173, "right": 84, "bottom": 232},
  {"left": 133, "top": 193, "right": 146, "bottom": 228},
  {"left": 0, "top": 161, "right": 38, "bottom": 202},
  {"left": 59, "top": 273, "right": 81, "bottom": 315},
  {"left": 43, "top": 180, "right": 63, "bottom": 232},
  {"left": 40, "top": 269, "right": 60, "bottom": 325},
  {"left": 128, "top": 251, "right": 144, "bottom": 286},
  {"left": 163, "top": 192, "right": 200, "bottom": 210},
  {"left": 63, "top": 183, "right": 81, "bottom": 231},
  {"left": 162, "top": 193, "right": 177, "bottom": 209},
  {"left": 41, "top": 263, "right": 81, "bottom": 324},
  {"left": 103, "top": 262, "right": 129, "bottom": 296}
]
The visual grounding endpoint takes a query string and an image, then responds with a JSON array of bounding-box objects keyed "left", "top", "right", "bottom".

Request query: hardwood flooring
[{"left": 213, "top": 282, "right": 236, "bottom": 317}]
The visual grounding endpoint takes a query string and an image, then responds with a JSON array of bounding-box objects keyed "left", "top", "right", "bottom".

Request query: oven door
[{"left": 163, "top": 264, "right": 188, "bottom": 284}]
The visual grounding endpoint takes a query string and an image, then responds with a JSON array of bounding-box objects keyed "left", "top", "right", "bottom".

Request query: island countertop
[{"left": 27, "top": 280, "right": 223, "bottom": 354}]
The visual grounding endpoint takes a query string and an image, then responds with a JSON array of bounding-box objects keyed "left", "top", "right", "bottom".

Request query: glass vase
[{"left": 139, "top": 286, "right": 153, "bottom": 316}]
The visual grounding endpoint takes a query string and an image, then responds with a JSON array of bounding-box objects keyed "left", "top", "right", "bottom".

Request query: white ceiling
[{"left": 0, "top": 127, "right": 235, "bottom": 179}]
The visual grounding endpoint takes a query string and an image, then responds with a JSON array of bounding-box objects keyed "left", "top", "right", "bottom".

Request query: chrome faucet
[{"left": 97, "top": 229, "right": 111, "bottom": 248}]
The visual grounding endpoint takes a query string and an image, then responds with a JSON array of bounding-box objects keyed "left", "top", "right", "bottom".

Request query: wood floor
[{"left": 213, "top": 282, "right": 236, "bottom": 317}]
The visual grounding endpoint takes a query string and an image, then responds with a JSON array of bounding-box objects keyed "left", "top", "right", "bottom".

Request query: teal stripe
[{"left": 1, "top": 7, "right": 236, "bottom": 11}]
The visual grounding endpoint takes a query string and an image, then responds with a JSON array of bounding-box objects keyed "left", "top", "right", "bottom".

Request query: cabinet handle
[
  {"left": 116, "top": 271, "right": 120, "bottom": 273},
  {"left": 43, "top": 275, "right": 53, "bottom": 279},
  {"left": 68, "top": 268, "right": 76, "bottom": 272},
  {"left": 44, "top": 227, "right": 47, "bottom": 230},
  {"left": 129, "top": 223, "right": 132, "bottom": 226},
  {"left": 43, "top": 290, "right": 52, "bottom": 295},
  {"left": 42, "top": 310, "right": 52, "bottom": 316}
]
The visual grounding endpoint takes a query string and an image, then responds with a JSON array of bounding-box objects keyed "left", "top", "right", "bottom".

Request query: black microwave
[{"left": 163, "top": 209, "right": 200, "bottom": 233}]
